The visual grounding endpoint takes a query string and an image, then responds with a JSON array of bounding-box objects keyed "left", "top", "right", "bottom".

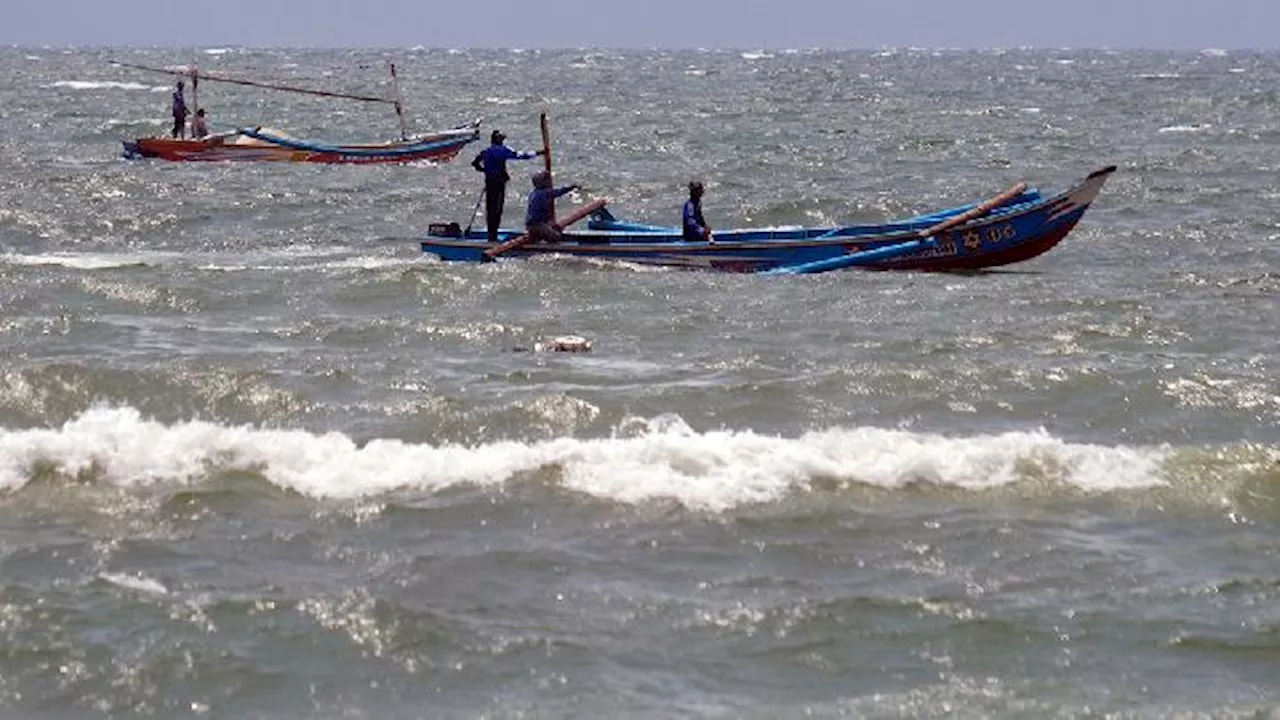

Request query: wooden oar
[
  {"left": 762, "top": 181, "right": 1028, "bottom": 276},
  {"left": 912, "top": 181, "right": 1027, "bottom": 240},
  {"left": 483, "top": 198, "right": 609, "bottom": 259}
]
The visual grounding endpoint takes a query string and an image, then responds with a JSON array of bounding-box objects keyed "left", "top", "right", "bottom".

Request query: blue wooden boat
[{"left": 420, "top": 166, "right": 1116, "bottom": 273}]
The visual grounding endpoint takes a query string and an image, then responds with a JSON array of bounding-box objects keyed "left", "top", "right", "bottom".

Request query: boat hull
[
  {"left": 124, "top": 124, "right": 480, "bottom": 164},
  {"left": 419, "top": 166, "right": 1116, "bottom": 273}
]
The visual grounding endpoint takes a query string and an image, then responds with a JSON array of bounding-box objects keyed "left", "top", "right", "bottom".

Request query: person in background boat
[
  {"left": 171, "top": 80, "right": 188, "bottom": 139},
  {"left": 683, "top": 180, "right": 714, "bottom": 243},
  {"left": 190, "top": 108, "right": 208, "bottom": 139},
  {"left": 471, "top": 130, "right": 544, "bottom": 243},
  {"left": 526, "top": 170, "right": 579, "bottom": 244}
]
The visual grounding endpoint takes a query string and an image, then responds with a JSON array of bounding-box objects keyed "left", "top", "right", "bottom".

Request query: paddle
[
  {"left": 482, "top": 197, "right": 610, "bottom": 260},
  {"left": 910, "top": 181, "right": 1027, "bottom": 240},
  {"left": 761, "top": 181, "right": 1028, "bottom": 276},
  {"left": 462, "top": 188, "right": 485, "bottom": 235}
]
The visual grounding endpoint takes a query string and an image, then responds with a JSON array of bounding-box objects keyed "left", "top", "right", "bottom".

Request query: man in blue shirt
[
  {"left": 683, "top": 180, "right": 713, "bottom": 243},
  {"left": 171, "top": 81, "right": 188, "bottom": 139},
  {"left": 526, "top": 171, "right": 580, "bottom": 243},
  {"left": 471, "top": 130, "right": 543, "bottom": 243}
]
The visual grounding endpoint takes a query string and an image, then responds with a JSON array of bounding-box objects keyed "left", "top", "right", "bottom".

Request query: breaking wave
[{"left": 0, "top": 407, "right": 1199, "bottom": 511}]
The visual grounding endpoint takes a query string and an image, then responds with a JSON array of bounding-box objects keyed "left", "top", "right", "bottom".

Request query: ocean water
[{"left": 1, "top": 46, "right": 1278, "bottom": 718}]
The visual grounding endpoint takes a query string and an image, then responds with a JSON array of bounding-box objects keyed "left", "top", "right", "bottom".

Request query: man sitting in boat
[
  {"left": 683, "top": 180, "right": 713, "bottom": 243},
  {"left": 471, "top": 130, "right": 544, "bottom": 243},
  {"left": 171, "top": 81, "right": 188, "bottom": 138},
  {"left": 190, "top": 108, "right": 209, "bottom": 139},
  {"left": 526, "top": 171, "right": 580, "bottom": 243}
]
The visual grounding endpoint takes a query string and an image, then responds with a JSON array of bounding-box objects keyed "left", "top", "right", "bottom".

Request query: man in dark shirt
[
  {"left": 526, "top": 171, "right": 579, "bottom": 243},
  {"left": 171, "top": 81, "right": 188, "bottom": 139},
  {"left": 471, "top": 130, "right": 543, "bottom": 243},
  {"left": 683, "top": 180, "right": 713, "bottom": 243}
]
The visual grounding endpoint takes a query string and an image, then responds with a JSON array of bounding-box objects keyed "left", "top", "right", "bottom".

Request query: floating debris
[{"left": 535, "top": 335, "right": 593, "bottom": 353}]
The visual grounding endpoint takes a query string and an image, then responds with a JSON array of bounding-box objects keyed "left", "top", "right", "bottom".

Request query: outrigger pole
[{"left": 108, "top": 60, "right": 400, "bottom": 106}]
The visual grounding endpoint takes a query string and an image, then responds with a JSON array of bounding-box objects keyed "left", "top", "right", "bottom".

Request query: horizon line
[{"left": 3, "top": 43, "right": 1276, "bottom": 53}]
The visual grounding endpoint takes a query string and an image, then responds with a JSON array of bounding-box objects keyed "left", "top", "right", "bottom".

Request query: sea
[{"left": 0, "top": 46, "right": 1278, "bottom": 718}]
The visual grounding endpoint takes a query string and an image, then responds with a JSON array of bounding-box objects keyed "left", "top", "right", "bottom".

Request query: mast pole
[
  {"left": 191, "top": 62, "right": 199, "bottom": 116},
  {"left": 389, "top": 62, "right": 410, "bottom": 140},
  {"left": 540, "top": 110, "right": 553, "bottom": 218}
]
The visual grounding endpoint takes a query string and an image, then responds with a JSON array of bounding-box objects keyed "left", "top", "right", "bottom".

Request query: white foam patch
[
  {"left": 192, "top": 254, "right": 404, "bottom": 272},
  {"left": 1, "top": 252, "right": 152, "bottom": 270},
  {"left": 0, "top": 408, "right": 1173, "bottom": 511},
  {"left": 50, "top": 80, "right": 162, "bottom": 92},
  {"left": 1158, "top": 124, "right": 1212, "bottom": 134},
  {"left": 100, "top": 572, "right": 169, "bottom": 596}
]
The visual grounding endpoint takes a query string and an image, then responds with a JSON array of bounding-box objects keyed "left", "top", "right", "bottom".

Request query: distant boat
[
  {"left": 121, "top": 123, "right": 481, "bottom": 164},
  {"left": 113, "top": 60, "right": 480, "bottom": 165},
  {"left": 420, "top": 166, "right": 1117, "bottom": 274}
]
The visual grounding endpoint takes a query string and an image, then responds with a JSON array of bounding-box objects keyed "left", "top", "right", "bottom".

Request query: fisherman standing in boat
[
  {"left": 171, "top": 80, "right": 189, "bottom": 138},
  {"left": 683, "top": 180, "right": 713, "bottom": 243},
  {"left": 471, "top": 130, "right": 544, "bottom": 243},
  {"left": 526, "top": 170, "right": 579, "bottom": 244}
]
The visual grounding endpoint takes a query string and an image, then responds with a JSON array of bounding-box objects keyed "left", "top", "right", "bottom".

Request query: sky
[{"left": 3, "top": 0, "right": 1279, "bottom": 50}]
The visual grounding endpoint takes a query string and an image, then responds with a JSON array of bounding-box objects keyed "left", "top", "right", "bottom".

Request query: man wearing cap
[
  {"left": 682, "top": 180, "right": 714, "bottom": 243},
  {"left": 471, "top": 130, "right": 544, "bottom": 243},
  {"left": 526, "top": 171, "right": 580, "bottom": 244}
]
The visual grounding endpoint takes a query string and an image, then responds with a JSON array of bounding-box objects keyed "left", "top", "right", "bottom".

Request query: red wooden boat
[
  {"left": 122, "top": 124, "right": 480, "bottom": 164},
  {"left": 114, "top": 60, "right": 479, "bottom": 165}
]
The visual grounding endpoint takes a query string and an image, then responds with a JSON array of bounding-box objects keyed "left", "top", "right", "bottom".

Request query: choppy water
[{"left": 1, "top": 46, "right": 1279, "bottom": 718}]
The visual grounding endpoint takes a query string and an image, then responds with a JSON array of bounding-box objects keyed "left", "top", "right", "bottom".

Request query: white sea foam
[
  {"left": 100, "top": 571, "right": 169, "bottom": 596},
  {"left": 192, "top": 253, "right": 403, "bottom": 273},
  {"left": 1158, "top": 124, "right": 1212, "bottom": 134},
  {"left": 1, "top": 252, "right": 152, "bottom": 270},
  {"left": 50, "top": 80, "right": 160, "bottom": 92},
  {"left": 0, "top": 408, "right": 1173, "bottom": 511}
]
